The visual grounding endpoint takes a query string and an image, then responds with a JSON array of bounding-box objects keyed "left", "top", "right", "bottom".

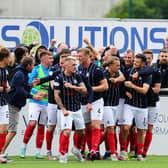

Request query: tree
[{"left": 105, "top": 0, "right": 168, "bottom": 19}]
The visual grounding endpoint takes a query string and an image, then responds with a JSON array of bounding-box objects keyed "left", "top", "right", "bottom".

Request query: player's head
[
  {"left": 57, "top": 42, "right": 68, "bottom": 53},
  {"left": 64, "top": 56, "right": 77, "bottom": 74},
  {"left": 21, "top": 56, "right": 35, "bottom": 72},
  {"left": 59, "top": 49, "right": 71, "bottom": 68},
  {"left": 34, "top": 45, "right": 47, "bottom": 64},
  {"left": 14, "top": 46, "right": 28, "bottom": 63},
  {"left": 40, "top": 50, "right": 53, "bottom": 66},
  {"left": 158, "top": 49, "right": 168, "bottom": 65},
  {"left": 0, "top": 47, "right": 11, "bottom": 66},
  {"left": 103, "top": 49, "right": 113, "bottom": 62},
  {"left": 86, "top": 46, "right": 98, "bottom": 63},
  {"left": 98, "top": 46, "right": 105, "bottom": 56},
  {"left": 106, "top": 56, "right": 120, "bottom": 73},
  {"left": 133, "top": 53, "right": 146, "bottom": 69},
  {"left": 77, "top": 48, "right": 91, "bottom": 65},
  {"left": 143, "top": 49, "right": 153, "bottom": 66},
  {"left": 124, "top": 49, "right": 134, "bottom": 67}
]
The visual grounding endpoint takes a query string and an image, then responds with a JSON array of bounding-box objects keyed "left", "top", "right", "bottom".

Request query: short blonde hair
[
  {"left": 65, "top": 56, "right": 77, "bottom": 62},
  {"left": 105, "top": 56, "right": 120, "bottom": 66},
  {"left": 77, "top": 48, "right": 90, "bottom": 56}
]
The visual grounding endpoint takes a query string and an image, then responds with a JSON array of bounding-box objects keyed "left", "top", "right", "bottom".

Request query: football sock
[
  {"left": 107, "top": 132, "right": 116, "bottom": 154},
  {"left": 0, "top": 133, "right": 7, "bottom": 154},
  {"left": 143, "top": 132, "right": 152, "bottom": 156},
  {"left": 91, "top": 128, "right": 101, "bottom": 152},
  {"left": 23, "top": 124, "right": 35, "bottom": 144},
  {"left": 36, "top": 126, "right": 45, "bottom": 149},
  {"left": 46, "top": 129, "right": 53, "bottom": 151}
]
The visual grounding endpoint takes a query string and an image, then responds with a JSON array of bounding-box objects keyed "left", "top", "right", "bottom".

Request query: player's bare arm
[
  {"left": 72, "top": 82, "right": 87, "bottom": 94},
  {"left": 50, "top": 80, "right": 54, "bottom": 90},
  {"left": 83, "top": 37, "right": 101, "bottom": 61},
  {"left": 109, "top": 73, "right": 125, "bottom": 83},
  {"left": 152, "top": 83, "right": 161, "bottom": 94},
  {"left": 54, "top": 90, "right": 69, "bottom": 116},
  {"left": 125, "top": 91, "right": 132, "bottom": 99},
  {"left": 64, "top": 82, "right": 87, "bottom": 94},
  {"left": 92, "top": 79, "right": 108, "bottom": 92},
  {"left": 86, "top": 103, "right": 92, "bottom": 112},
  {"left": 125, "top": 81, "right": 150, "bottom": 94},
  {"left": 36, "top": 90, "right": 48, "bottom": 98},
  {"left": 132, "top": 71, "right": 139, "bottom": 80},
  {"left": 0, "top": 86, "right": 4, "bottom": 92}
]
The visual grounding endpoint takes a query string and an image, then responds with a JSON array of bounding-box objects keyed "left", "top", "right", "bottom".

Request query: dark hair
[
  {"left": 159, "top": 49, "right": 168, "bottom": 54},
  {"left": 135, "top": 53, "right": 146, "bottom": 63},
  {"left": 60, "top": 48, "right": 71, "bottom": 56},
  {"left": 21, "top": 56, "right": 34, "bottom": 68},
  {"left": 101, "top": 46, "right": 120, "bottom": 58},
  {"left": 0, "top": 47, "right": 10, "bottom": 61},
  {"left": 34, "top": 45, "right": 47, "bottom": 65},
  {"left": 126, "top": 49, "right": 134, "bottom": 56},
  {"left": 14, "top": 46, "right": 27, "bottom": 63},
  {"left": 18, "top": 43, "right": 32, "bottom": 53},
  {"left": 143, "top": 49, "right": 153, "bottom": 58}
]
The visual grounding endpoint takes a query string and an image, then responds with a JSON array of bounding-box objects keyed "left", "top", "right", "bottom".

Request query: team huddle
[{"left": 0, "top": 38, "right": 167, "bottom": 163}]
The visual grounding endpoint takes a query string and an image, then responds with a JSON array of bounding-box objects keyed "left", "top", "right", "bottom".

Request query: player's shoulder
[
  {"left": 54, "top": 73, "right": 64, "bottom": 87},
  {"left": 103, "top": 68, "right": 109, "bottom": 76},
  {"left": 31, "top": 64, "right": 39, "bottom": 73},
  {"left": 73, "top": 72, "right": 82, "bottom": 80},
  {"left": 75, "top": 71, "right": 82, "bottom": 76},
  {"left": 92, "top": 63, "right": 103, "bottom": 72},
  {"left": 77, "top": 64, "right": 83, "bottom": 70},
  {"left": 55, "top": 72, "right": 63, "bottom": 80}
]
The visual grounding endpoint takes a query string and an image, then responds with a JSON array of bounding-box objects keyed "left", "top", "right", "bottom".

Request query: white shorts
[
  {"left": 81, "top": 105, "right": 91, "bottom": 124},
  {"left": 59, "top": 109, "right": 85, "bottom": 130},
  {"left": 29, "top": 102, "right": 48, "bottom": 125},
  {"left": 47, "top": 103, "right": 58, "bottom": 125},
  {"left": 0, "top": 105, "right": 9, "bottom": 124},
  {"left": 82, "top": 98, "right": 104, "bottom": 123},
  {"left": 148, "top": 101, "right": 160, "bottom": 125},
  {"left": 103, "top": 106, "right": 118, "bottom": 128},
  {"left": 120, "top": 104, "right": 148, "bottom": 129},
  {"left": 117, "top": 98, "right": 125, "bottom": 125}
]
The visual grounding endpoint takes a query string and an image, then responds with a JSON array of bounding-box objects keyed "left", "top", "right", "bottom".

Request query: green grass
[{"left": 1, "top": 156, "right": 168, "bottom": 168}]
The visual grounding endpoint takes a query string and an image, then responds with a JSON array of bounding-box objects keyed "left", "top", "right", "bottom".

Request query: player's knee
[
  {"left": 29, "top": 120, "right": 37, "bottom": 128},
  {"left": 47, "top": 126, "right": 56, "bottom": 133},
  {"left": 122, "top": 125, "right": 130, "bottom": 133},
  {"left": 63, "top": 129, "right": 71, "bottom": 136},
  {"left": 0, "top": 125, "right": 8, "bottom": 133},
  {"left": 75, "top": 129, "right": 85, "bottom": 136}
]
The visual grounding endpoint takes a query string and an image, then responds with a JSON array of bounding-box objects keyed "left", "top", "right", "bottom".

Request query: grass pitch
[{"left": 1, "top": 156, "right": 168, "bottom": 168}]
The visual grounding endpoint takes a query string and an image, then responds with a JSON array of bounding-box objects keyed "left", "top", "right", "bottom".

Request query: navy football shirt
[
  {"left": 0, "top": 68, "right": 8, "bottom": 106},
  {"left": 125, "top": 68, "right": 152, "bottom": 108},
  {"left": 78, "top": 63, "right": 105, "bottom": 105},
  {"left": 54, "top": 72, "right": 83, "bottom": 112},
  {"left": 103, "top": 70, "right": 121, "bottom": 106}
]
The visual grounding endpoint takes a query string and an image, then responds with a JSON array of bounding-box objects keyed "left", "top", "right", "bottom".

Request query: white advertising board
[{"left": 0, "top": 18, "right": 167, "bottom": 61}]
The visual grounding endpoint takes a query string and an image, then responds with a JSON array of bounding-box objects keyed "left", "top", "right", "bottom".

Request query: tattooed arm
[{"left": 54, "top": 90, "right": 69, "bottom": 116}]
